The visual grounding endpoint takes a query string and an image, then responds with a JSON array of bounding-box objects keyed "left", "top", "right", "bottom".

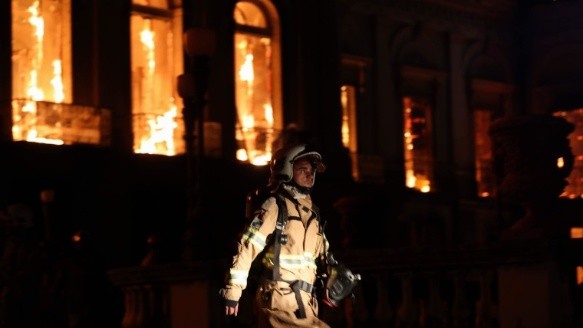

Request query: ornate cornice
[{"left": 338, "top": 0, "right": 516, "bottom": 34}]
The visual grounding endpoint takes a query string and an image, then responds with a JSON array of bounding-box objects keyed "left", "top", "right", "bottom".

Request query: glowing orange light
[
  {"left": 132, "top": 17, "right": 182, "bottom": 156},
  {"left": 235, "top": 36, "right": 275, "bottom": 166},
  {"left": 571, "top": 227, "right": 583, "bottom": 239}
]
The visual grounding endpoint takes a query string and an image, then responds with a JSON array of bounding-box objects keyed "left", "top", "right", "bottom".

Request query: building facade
[{"left": 1, "top": 0, "right": 583, "bottom": 327}]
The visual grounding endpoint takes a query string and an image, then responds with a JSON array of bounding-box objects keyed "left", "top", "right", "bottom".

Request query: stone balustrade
[{"left": 109, "top": 238, "right": 583, "bottom": 327}]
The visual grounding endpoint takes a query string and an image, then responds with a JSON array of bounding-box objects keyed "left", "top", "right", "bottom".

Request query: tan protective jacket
[{"left": 224, "top": 187, "right": 330, "bottom": 327}]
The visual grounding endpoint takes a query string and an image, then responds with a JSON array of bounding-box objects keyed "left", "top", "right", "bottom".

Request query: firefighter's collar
[{"left": 283, "top": 185, "right": 308, "bottom": 199}]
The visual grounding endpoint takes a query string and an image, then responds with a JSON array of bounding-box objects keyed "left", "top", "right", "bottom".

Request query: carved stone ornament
[{"left": 489, "top": 114, "right": 574, "bottom": 239}]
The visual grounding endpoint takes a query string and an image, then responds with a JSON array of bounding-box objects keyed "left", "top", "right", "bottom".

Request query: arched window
[
  {"left": 130, "top": 0, "right": 184, "bottom": 155},
  {"left": 233, "top": 0, "right": 282, "bottom": 166}
]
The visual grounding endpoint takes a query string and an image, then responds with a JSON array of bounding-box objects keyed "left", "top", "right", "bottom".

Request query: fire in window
[
  {"left": 11, "top": 0, "right": 109, "bottom": 146},
  {"left": 234, "top": 1, "right": 282, "bottom": 166},
  {"left": 341, "top": 85, "right": 359, "bottom": 180},
  {"left": 474, "top": 109, "right": 496, "bottom": 198},
  {"left": 131, "top": 4, "right": 184, "bottom": 156},
  {"left": 341, "top": 85, "right": 357, "bottom": 152},
  {"left": 554, "top": 108, "right": 583, "bottom": 198},
  {"left": 403, "top": 96, "right": 433, "bottom": 192}
]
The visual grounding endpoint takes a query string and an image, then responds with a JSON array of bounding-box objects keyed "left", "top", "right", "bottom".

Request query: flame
[
  {"left": 242, "top": 113, "right": 255, "bottom": 130},
  {"left": 239, "top": 54, "right": 254, "bottom": 82},
  {"left": 140, "top": 19, "right": 155, "bottom": 120},
  {"left": 27, "top": 1, "right": 45, "bottom": 102},
  {"left": 12, "top": 0, "right": 104, "bottom": 146},
  {"left": 237, "top": 108, "right": 274, "bottom": 166},
  {"left": 403, "top": 99, "right": 431, "bottom": 192},
  {"left": 134, "top": 19, "right": 178, "bottom": 156},
  {"left": 571, "top": 227, "right": 583, "bottom": 239},
  {"left": 577, "top": 267, "right": 583, "bottom": 285},
  {"left": 140, "top": 21, "right": 156, "bottom": 72},
  {"left": 236, "top": 148, "right": 249, "bottom": 161},
  {"left": 12, "top": 0, "right": 65, "bottom": 145},
  {"left": 132, "top": 18, "right": 180, "bottom": 155},
  {"left": 51, "top": 60, "right": 65, "bottom": 103},
  {"left": 234, "top": 35, "right": 276, "bottom": 165},
  {"left": 136, "top": 104, "right": 179, "bottom": 156},
  {"left": 406, "top": 171, "right": 417, "bottom": 188}
]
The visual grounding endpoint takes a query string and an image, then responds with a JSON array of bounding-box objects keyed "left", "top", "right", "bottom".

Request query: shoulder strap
[
  {"left": 279, "top": 190, "right": 325, "bottom": 233},
  {"left": 271, "top": 193, "right": 287, "bottom": 281}
]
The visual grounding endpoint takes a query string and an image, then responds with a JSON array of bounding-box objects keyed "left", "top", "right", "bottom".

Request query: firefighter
[{"left": 221, "top": 143, "right": 332, "bottom": 327}]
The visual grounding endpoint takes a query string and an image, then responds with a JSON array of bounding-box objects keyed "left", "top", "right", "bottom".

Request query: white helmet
[{"left": 268, "top": 144, "right": 326, "bottom": 191}]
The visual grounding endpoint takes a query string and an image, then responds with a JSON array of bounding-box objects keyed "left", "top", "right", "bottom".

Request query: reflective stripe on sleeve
[
  {"left": 228, "top": 269, "right": 248, "bottom": 288},
  {"left": 242, "top": 226, "right": 267, "bottom": 249}
]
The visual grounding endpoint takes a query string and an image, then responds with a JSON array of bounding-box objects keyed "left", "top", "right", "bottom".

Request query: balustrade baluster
[
  {"left": 372, "top": 273, "right": 394, "bottom": 327},
  {"left": 423, "top": 274, "right": 447, "bottom": 327},
  {"left": 133, "top": 286, "right": 146, "bottom": 328},
  {"left": 121, "top": 286, "right": 137, "bottom": 328},
  {"left": 397, "top": 273, "right": 420, "bottom": 328},
  {"left": 475, "top": 270, "right": 498, "bottom": 328},
  {"left": 451, "top": 272, "right": 470, "bottom": 328}
]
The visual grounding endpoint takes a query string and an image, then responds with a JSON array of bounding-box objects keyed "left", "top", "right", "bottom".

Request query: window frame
[
  {"left": 129, "top": 1, "right": 184, "bottom": 155},
  {"left": 233, "top": 0, "right": 282, "bottom": 165}
]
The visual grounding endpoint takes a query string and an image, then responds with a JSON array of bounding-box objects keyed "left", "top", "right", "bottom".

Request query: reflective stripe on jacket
[{"left": 223, "top": 193, "right": 328, "bottom": 302}]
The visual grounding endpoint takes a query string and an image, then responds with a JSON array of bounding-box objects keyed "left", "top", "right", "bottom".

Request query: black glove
[{"left": 219, "top": 288, "right": 239, "bottom": 308}]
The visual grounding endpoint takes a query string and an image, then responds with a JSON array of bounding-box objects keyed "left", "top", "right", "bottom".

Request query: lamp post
[{"left": 177, "top": 27, "right": 215, "bottom": 261}]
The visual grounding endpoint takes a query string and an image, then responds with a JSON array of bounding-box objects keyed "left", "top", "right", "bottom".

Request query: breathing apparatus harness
[
  {"left": 262, "top": 188, "right": 360, "bottom": 317},
  {"left": 264, "top": 190, "right": 316, "bottom": 319}
]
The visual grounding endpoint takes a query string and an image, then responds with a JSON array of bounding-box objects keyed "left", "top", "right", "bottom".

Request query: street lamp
[{"left": 177, "top": 27, "right": 216, "bottom": 261}]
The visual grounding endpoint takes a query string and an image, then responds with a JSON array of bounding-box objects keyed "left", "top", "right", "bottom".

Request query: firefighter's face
[{"left": 292, "top": 159, "right": 315, "bottom": 188}]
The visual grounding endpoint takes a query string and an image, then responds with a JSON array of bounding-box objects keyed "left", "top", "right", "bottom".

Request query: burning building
[{"left": 1, "top": 0, "right": 583, "bottom": 327}]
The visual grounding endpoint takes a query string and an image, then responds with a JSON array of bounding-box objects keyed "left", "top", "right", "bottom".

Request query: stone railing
[
  {"left": 108, "top": 260, "right": 230, "bottom": 328},
  {"left": 325, "top": 240, "right": 582, "bottom": 327},
  {"left": 108, "top": 238, "right": 583, "bottom": 328}
]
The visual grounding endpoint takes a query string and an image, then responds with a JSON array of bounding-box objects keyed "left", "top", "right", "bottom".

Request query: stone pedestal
[
  {"left": 498, "top": 261, "right": 572, "bottom": 328},
  {"left": 491, "top": 115, "right": 577, "bottom": 327}
]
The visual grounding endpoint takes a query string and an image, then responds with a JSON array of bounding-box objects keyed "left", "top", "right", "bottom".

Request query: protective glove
[{"left": 219, "top": 288, "right": 239, "bottom": 316}]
